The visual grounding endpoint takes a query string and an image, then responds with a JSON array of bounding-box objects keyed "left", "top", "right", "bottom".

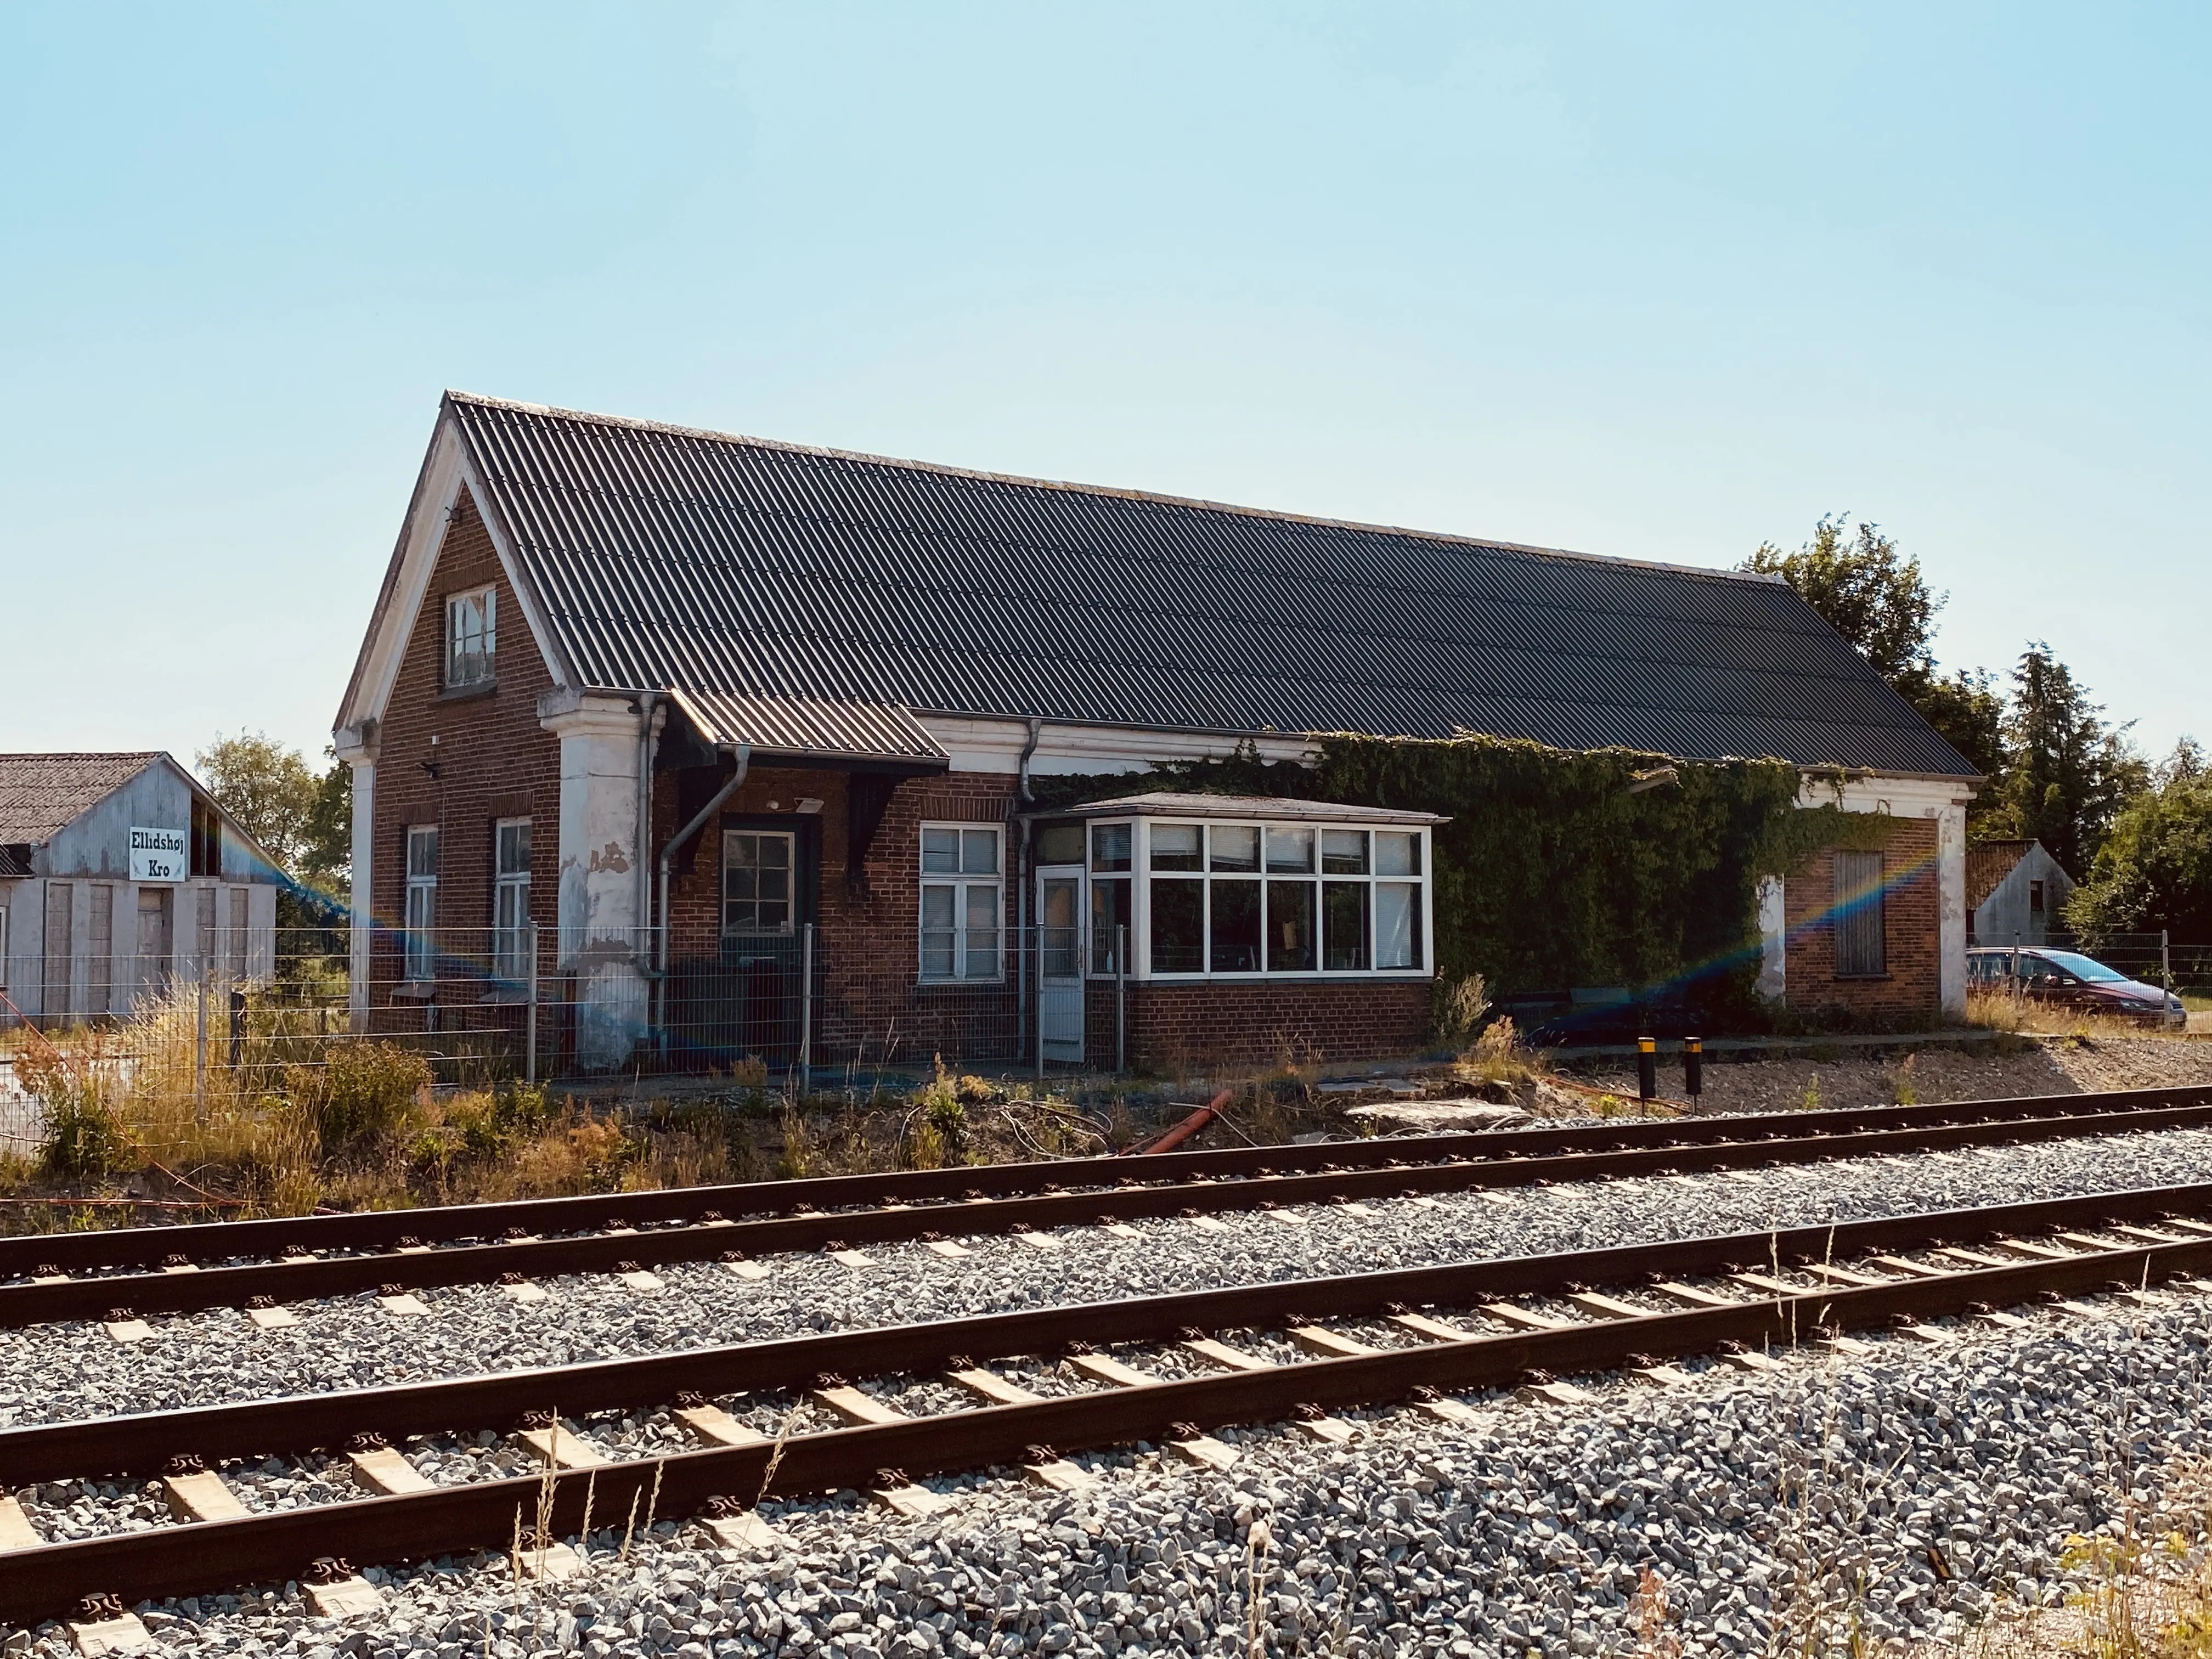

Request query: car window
[{"left": 2037, "top": 950, "right": 2128, "bottom": 983}]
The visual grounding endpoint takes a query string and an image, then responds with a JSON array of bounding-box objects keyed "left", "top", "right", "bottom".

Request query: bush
[
  {"left": 915, "top": 1057, "right": 970, "bottom": 1163},
  {"left": 288, "top": 1041, "right": 431, "bottom": 1158},
  {"left": 1434, "top": 974, "right": 1491, "bottom": 1048},
  {"left": 25, "top": 1042, "right": 136, "bottom": 1180}
]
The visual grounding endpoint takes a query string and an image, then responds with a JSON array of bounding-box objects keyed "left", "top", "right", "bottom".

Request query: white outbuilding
[{"left": 0, "top": 753, "right": 280, "bottom": 1028}]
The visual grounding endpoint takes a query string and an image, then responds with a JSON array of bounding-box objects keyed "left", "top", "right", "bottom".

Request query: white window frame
[
  {"left": 404, "top": 825, "right": 439, "bottom": 981},
  {"left": 493, "top": 817, "right": 532, "bottom": 980},
  {"left": 722, "top": 828, "right": 798, "bottom": 938},
  {"left": 919, "top": 822, "right": 1004, "bottom": 983},
  {"left": 445, "top": 586, "right": 496, "bottom": 689},
  {"left": 1126, "top": 816, "right": 1431, "bottom": 981}
]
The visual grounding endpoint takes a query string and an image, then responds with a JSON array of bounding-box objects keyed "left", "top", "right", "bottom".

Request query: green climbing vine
[{"left": 1030, "top": 732, "right": 1904, "bottom": 1017}]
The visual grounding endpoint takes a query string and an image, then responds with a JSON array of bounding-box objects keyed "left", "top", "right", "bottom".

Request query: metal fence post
[
  {"left": 798, "top": 922, "right": 814, "bottom": 1099},
  {"left": 1115, "top": 923, "right": 1126, "bottom": 1075},
  {"left": 195, "top": 947, "right": 209, "bottom": 1110},
  {"left": 1036, "top": 924, "right": 1046, "bottom": 1081},
  {"left": 526, "top": 921, "right": 539, "bottom": 1086},
  {"left": 2163, "top": 929, "right": 2173, "bottom": 996}
]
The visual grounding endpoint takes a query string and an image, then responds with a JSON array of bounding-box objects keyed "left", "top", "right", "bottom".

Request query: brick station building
[{"left": 333, "top": 393, "right": 1980, "bottom": 1071}]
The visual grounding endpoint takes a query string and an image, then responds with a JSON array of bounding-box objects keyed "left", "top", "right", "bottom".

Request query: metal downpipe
[{"left": 652, "top": 743, "right": 751, "bottom": 1051}]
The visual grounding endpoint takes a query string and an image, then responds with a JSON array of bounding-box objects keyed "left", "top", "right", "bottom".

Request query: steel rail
[
  {"left": 6, "top": 1212, "right": 2212, "bottom": 1624},
  {"left": 8, "top": 1173, "right": 2212, "bottom": 1488},
  {"left": 9, "top": 1096, "right": 2212, "bottom": 1331},
  {"left": 7, "top": 1084, "right": 2205, "bottom": 1280}
]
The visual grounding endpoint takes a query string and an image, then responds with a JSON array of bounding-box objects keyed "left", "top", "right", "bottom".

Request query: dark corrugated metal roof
[
  {"left": 0, "top": 753, "right": 163, "bottom": 844},
  {"left": 448, "top": 393, "right": 1979, "bottom": 778},
  {"left": 1967, "top": 839, "right": 2036, "bottom": 911}
]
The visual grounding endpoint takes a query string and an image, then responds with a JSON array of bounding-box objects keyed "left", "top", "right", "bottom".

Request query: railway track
[
  {"left": 4, "top": 1084, "right": 2211, "bottom": 1330},
  {"left": 9, "top": 1174, "right": 2212, "bottom": 1630}
]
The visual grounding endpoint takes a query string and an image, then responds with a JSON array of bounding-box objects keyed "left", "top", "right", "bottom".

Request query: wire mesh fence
[
  {"left": 0, "top": 919, "right": 1120, "bottom": 1146},
  {"left": 1999, "top": 930, "right": 2212, "bottom": 995},
  {"left": 352, "top": 921, "right": 1103, "bottom": 1081}
]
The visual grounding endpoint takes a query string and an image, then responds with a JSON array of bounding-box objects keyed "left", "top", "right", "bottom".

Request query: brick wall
[
  {"left": 366, "top": 517, "right": 1441, "bottom": 1073},
  {"left": 656, "top": 766, "right": 1026, "bottom": 1066},
  {"left": 1784, "top": 816, "right": 1942, "bottom": 1027},
  {"left": 369, "top": 489, "right": 561, "bottom": 1007},
  {"left": 1090, "top": 978, "right": 1433, "bottom": 1072}
]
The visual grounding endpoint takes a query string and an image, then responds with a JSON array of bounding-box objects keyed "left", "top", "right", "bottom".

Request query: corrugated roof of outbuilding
[
  {"left": 443, "top": 392, "right": 1980, "bottom": 779},
  {"left": 0, "top": 752, "right": 164, "bottom": 845},
  {"left": 668, "top": 689, "right": 948, "bottom": 765}
]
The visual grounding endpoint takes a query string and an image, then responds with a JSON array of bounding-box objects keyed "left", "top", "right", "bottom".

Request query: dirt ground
[{"left": 1558, "top": 1034, "right": 2212, "bottom": 1116}]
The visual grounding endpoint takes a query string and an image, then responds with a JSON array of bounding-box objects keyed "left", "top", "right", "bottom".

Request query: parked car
[{"left": 1966, "top": 946, "right": 2186, "bottom": 1026}]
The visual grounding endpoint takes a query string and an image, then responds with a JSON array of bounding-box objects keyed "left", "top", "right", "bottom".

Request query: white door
[{"left": 1037, "top": 867, "right": 1084, "bottom": 1063}]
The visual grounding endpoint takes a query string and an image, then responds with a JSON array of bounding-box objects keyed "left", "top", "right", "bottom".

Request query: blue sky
[{"left": 3, "top": 3, "right": 2204, "bottom": 768}]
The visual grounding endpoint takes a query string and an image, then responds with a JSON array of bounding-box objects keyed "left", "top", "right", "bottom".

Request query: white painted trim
[
  {"left": 538, "top": 687, "right": 644, "bottom": 739},
  {"left": 1756, "top": 875, "right": 1787, "bottom": 1002},
  {"left": 1082, "top": 813, "right": 1435, "bottom": 983},
  {"left": 347, "top": 760, "right": 375, "bottom": 1028},
  {"left": 337, "top": 414, "right": 572, "bottom": 735},
  {"left": 341, "top": 419, "right": 466, "bottom": 732},
  {"left": 454, "top": 442, "right": 576, "bottom": 694},
  {"left": 1937, "top": 804, "right": 1968, "bottom": 1017},
  {"left": 1798, "top": 774, "right": 1974, "bottom": 815}
]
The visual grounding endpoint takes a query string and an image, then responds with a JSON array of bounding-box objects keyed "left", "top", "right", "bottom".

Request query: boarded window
[
  {"left": 1833, "top": 850, "right": 1886, "bottom": 977},
  {"left": 43, "top": 882, "right": 72, "bottom": 1020},
  {"left": 229, "top": 885, "right": 249, "bottom": 981},
  {"left": 88, "top": 884, "right": 113, "bottom": 1014}
]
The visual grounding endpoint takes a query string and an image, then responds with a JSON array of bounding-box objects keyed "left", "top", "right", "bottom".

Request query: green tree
[
  {"left": 195, "top": 732, "right": 319, "bottom": 872},
  {"left": 1986, "top": 644, "right": 2147, "bottom": 876},
  {"left": 300, "top": 749, "right": 353, "bottom": 902},
  {"left": 1743, "top": 514, "right": 1939, "bottom": 678},
  {"left": 2066, "top": 741, "right": 2212, "bottom": 941},
  {"left": 1893, "top": 663, "right": 2008, "bottom": 787},
  {"left": 1744, "top": 515, "right": 2007, "bottom": 788}
]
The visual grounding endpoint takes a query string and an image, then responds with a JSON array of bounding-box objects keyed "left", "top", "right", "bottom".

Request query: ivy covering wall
[{"left": 1032, "top": 733, "right": 1893, "bottom": 1020}]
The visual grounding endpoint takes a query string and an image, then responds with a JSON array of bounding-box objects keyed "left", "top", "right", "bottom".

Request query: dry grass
[
  {"left": 1953, "top": 1499, "right": 2212, "bottom": 1658},
  {"left": 1966, "top": 988, "right": 2185, "bottom": 1045},
  {"left": 1452, "top": 1013, "right": 1550, "bottom": 1091}
]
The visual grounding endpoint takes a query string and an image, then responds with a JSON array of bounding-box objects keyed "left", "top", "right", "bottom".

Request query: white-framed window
[
  {"left": 1088, "top": 822, "right": 1132, "bottom": 975},
  {"left": 445, "top": 586, "right": 496, "bottom": 688},
  {"left": 920, "top": 823, "right": 1002, "bottom": 981},
  {"left": 493, "top": 818, "right": 531, "bottom": 979},
  {"left": 1141, "top": 817, "right": 1426, "bottom": 978},
  {"left": 723, "top": 830, "right": 796, "bottom": 936},
  {"left": 404, "top": 825, "right": 439, "bottom": 980}
]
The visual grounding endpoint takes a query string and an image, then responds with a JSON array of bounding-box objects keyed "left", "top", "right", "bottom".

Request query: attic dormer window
[{"left": 445, "top": 588, "right": 496, "bottom": 688}]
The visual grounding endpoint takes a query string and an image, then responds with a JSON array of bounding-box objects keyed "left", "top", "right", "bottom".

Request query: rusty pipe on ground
[{"left": 1126, "top": 1088, "right": 1234, "bottom": 1155}]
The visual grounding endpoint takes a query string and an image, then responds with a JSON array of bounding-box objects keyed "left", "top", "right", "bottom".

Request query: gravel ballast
[
  {"left": 15, "top": 1292, "right": 2211, "bottom": 1657},
  {"left": 7, "top": 1125, "right": 2212, "bottom": 1429}
]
